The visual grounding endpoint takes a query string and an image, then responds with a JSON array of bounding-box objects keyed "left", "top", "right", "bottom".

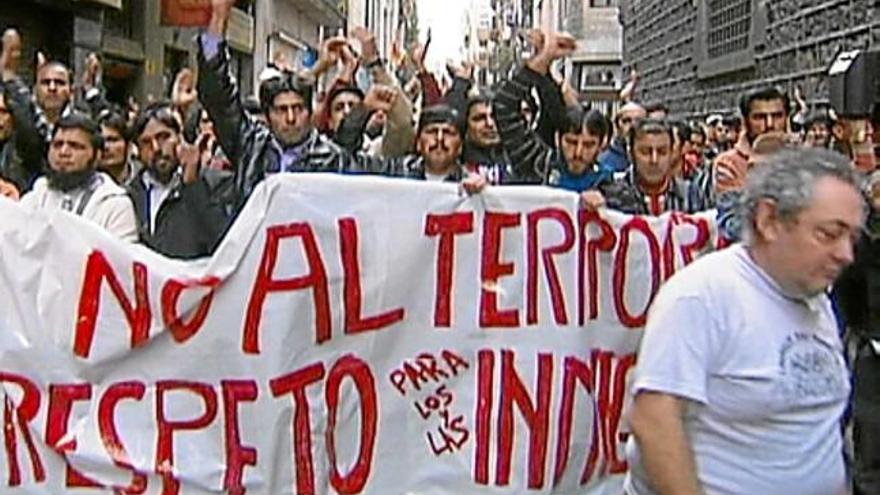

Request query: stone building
[
  {"left": 620, "top": 0, "right": 880, "bottom": 117},
  {"left": 0, "top": 0, "right": 256, "bottom": 106}
]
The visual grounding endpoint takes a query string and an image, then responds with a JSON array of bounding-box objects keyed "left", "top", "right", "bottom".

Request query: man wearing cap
[{"left": 337, "top": 95, "right": 485, "bottom": 187}]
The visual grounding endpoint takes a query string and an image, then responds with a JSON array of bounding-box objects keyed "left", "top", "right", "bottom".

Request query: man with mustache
[
  {"left": 125, "top": 103, "right": 232, "bottom": 259},
  {"left": 19, "top": 113, "right": 137, "bottom": 241}
]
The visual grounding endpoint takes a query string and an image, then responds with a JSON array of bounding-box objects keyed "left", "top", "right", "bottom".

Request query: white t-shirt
[{"left": 625, "top": 244, "right": 849, "bottom": 495}]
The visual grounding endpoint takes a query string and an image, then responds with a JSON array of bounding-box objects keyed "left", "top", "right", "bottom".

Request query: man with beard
[
  {"left": 494, "top": 31, "right": 613, "bottom": 192},
  {"left": 19, "top": 113, "right": 137, "bottom": 241},
  {"left": 126, "top": 103, "right": 232, "bottom": 259},
  {"left": 714, "top": 87, "right": 789, "bottom": 194}
]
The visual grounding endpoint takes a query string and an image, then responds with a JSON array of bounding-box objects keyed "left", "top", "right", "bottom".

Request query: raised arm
[
  {"left": 352, "top": 27, "right": 415, "bottom": 157},
  {"left": 493, "top": 32, "right": 576, "bottom": 184},
  {"left": 196, "top": 0, "right": 251, "bottom": 166}
]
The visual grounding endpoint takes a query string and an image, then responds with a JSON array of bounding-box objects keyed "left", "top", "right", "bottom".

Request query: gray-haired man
[{"left": 626, "top": 148, "right": 864, "bottom": 495}]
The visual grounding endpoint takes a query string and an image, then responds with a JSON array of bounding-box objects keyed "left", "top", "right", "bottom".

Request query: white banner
[{"left": 0, "top": 174, "right": 718, "bottom": 494}]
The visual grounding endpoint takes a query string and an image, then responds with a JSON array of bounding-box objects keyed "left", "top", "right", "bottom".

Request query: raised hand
[
  {"left": 171, "top": 68, "right": 198, "bottom": 111},
  {"left": 209, "top": 0, "right": 238, "bottom": 35},
  {"left": 527, "top": 30, "right": 576, "bottom": 75},
  {"left": 363, "top": 84, "right": 397, "bottom": 114},
  {"left": 35, "top": 50, "right": 46, "bottom": 71},
  {"left": 412, "top": 42, "right": 428, "bottom": 72},
  {"left": 82, "top": 52, "right": 102, "bottom": 91},
  {"left": 525, "top": 29, "right": 544, "bottom": 53},
  {"left": 447, "top": 59, "right": 474, "bottom": 81},
  {"left": 312, "top": 37, "right": 348, "bottom": 76},
  {"left": 178, "top": 132, "right": 209, "bottom": 185},
  {"left": 0, "top": 29, "right": 22, "bottom": 81},
  {"left": 542, "top": 32, "right": 577, "bottom": 60},
  {"left": 351, "top": 27, "right": 379, "bottom": 64}
]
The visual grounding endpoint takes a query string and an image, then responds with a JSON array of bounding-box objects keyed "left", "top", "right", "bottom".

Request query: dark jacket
[
  {"left": 199, "top": 38, "right": 460, "bottom": 208},
  {"left": 126, "top": 169, "right": 233, "bottom": 259},
  {"left": 599, "top": 167, "right": 708, "bottom": 215},
  {"left": 0, "top": 78, "right": 44, "bottom": 192},
  {"left": 836, "top": 215, "right": 880, "bottom": 339},
  {"left": 198, "top": 38, "right": 369, "bottom": 210},
  {"left": 494, "top": 65, "right": 606, "bottom": 190}
]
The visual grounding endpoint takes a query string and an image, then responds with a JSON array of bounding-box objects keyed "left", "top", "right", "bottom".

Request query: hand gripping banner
[{"left": 0, "top": 174, "right": 718, "bottom": 494}]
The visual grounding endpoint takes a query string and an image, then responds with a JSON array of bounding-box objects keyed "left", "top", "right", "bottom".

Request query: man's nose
[{"left": 835, "top": 238, "right": 855, "bottom": 266}]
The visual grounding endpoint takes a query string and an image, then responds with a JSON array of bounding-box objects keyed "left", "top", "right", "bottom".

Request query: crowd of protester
[{"left": 1, "top": 0, "right": 880, "bottom": 492}]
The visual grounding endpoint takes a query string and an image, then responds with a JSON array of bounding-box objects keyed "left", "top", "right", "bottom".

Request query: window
[
  {"left": 104, "top": 0, "right": 134, "bottom": 38},
  {"left": 706, "top": 0, "right": 751, "bottom": 58},
  {"left": 590, "top": 0, "right": 617, "bottom": 7}
]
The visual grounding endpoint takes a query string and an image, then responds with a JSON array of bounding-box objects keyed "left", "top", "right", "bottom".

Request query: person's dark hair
[
  {"left": 97, "top": 109, "right": 131, "bottom": 142},
  {"left": 559, "top": 105, "right": 611, "bottom": 141},
  {"left": 131, "top": 102, "right": 182, "bottom": 139},
  {"left": 669, "top": 119, "right": 691, "bottom": 146},
  {"left": 722, "top": 115, "right": 741, "bottom": 130},
  {"left": 803, "top": 112, "right": 834, "bottom": 131},
  {"left": 644, "top": 102, "right": 668, "bottom": 115},
  {"left": 259, "top": 72, "right": 315, "bottom": 114},
  {"left": 738, "top": 86, "right": 790, "bottom": 119},
  {"left": 37, "top": 60, "right": 73, "bottom": 85},
  {"left": 628, "top": 117, "right": 673, "bottom": 146},
  {"left": 53, "top": 112, "right": 104, "bottom": 150},
  {"left": 688, "top": 123, "right": 706, "bottom": 142},
  {"left": 465, "top": 93, "right": 493, "bottom": 120},
  {"left": 243, "top": 96, "right": 262, "bottom": 116}
]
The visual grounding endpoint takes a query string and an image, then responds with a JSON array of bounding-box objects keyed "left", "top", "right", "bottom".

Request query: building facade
[
  {"left": 562, "top": 0, "right": 622, "bottom": 113},
  {"left": 620, "top": 0, "right": 880, "bottom": 117},
  {"left": 256, "top": 0, "right": 345, "bottom": 86},
  {"left": 347, "top": 0, "right": 410, "bottom": 64},
  {"left": 0, "top": 0, "right": 256, "bottom": 106}
]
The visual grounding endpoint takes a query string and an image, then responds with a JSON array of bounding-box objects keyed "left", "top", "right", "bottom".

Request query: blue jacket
[{"left": 598, "top": 139, "right": 630, "bottom": 174}]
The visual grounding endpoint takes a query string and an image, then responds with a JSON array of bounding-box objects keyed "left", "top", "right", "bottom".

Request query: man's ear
[{"left": 753, "top": 198, "right": 782, "bottom": 243}]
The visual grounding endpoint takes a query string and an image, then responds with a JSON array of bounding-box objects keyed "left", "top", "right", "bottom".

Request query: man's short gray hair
[{"left": 741, "top": 148, "right": 863, "bottom": 245}]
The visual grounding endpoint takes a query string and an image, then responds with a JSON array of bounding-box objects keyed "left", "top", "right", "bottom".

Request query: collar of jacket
[{"left": 136, "top": 167, "right": 184, "bottom": 198}]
